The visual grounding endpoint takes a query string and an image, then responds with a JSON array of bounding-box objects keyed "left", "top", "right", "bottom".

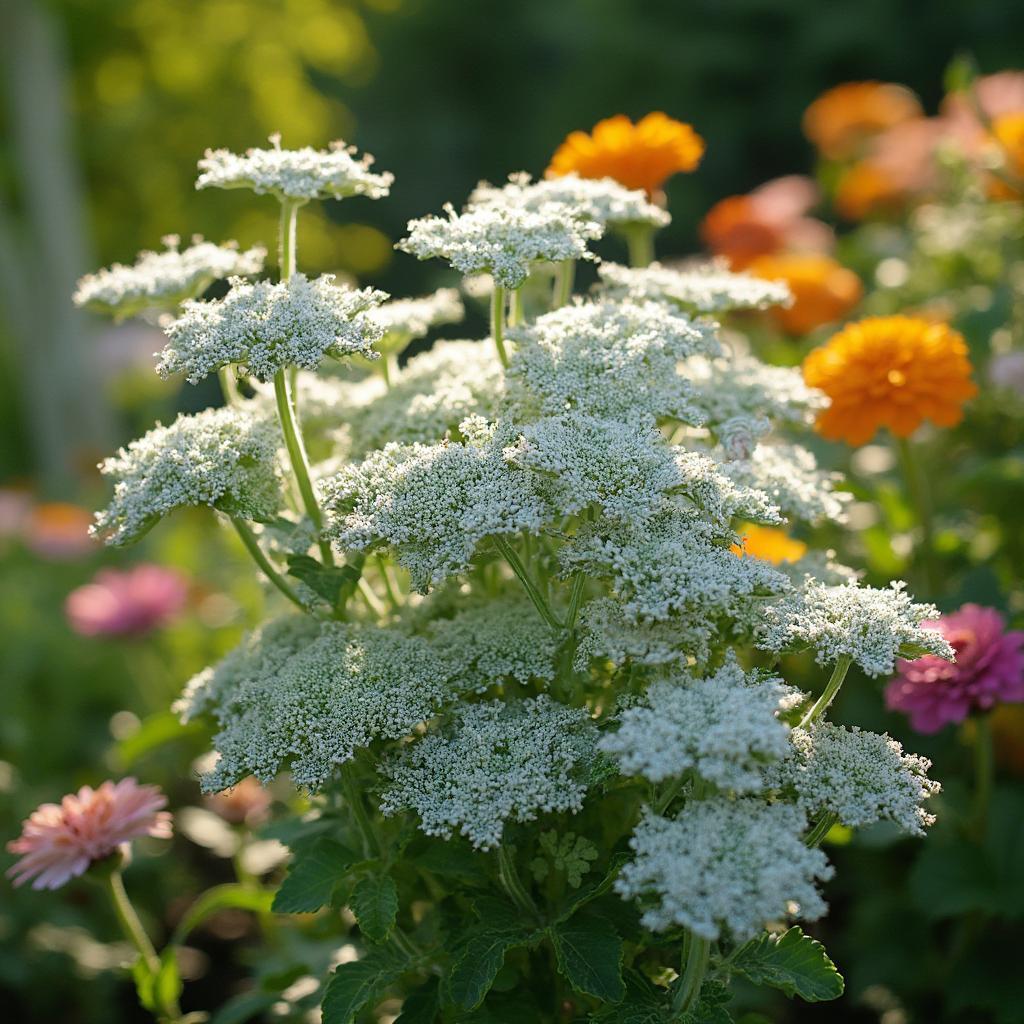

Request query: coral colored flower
[
  {"left": 803, "top": 82, "right": 923, "bottom": 160},
  {"left": 886, "top": 605, "right": 1024, "bottom": 733},
  {"left": 7, "top": 779, "right": 172, "bottom": 890},
  {"left": 24, "top": 503, "right": 95, "bottom": 560},
  {"left": 204, "top": 777, "right": 273, "bottom": 827},
  {"left": 700, "top": 176, "right": 833, "bottom": 269},
  {"left": 731, "top": 524, "right": 808, "bottom": 565},
  {"left": 942, "top": 71, "right": 1024, "bottom": 138},
  {"left": 748, "top": 253, "right": 862, "bottom": 335},
  {"left": 65, "top": 564, "right": 188, "bottom": 637},
  {"left": 803, "top": 315, "right": 977, "bottom": 445},
  {"left": 546, "top": 113, "right": 704, "bottom": 196}
]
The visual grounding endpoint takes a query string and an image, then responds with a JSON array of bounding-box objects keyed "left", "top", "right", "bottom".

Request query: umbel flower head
[
  {"left": 7, "top": 779, "right": 171, "bottom": 890},
  {"left": 886, "top": 604, "right": 1024, "bottom": 733},
  {"left": 65, "top": 564, "right": 188, "bottom": 637},
  {"left": 380, "top": 695, "right": 597, "bottom": 849},
  {"left": 802, "top": 82, "right": 923, "bottom": 160},
  {"left": 397, "top": 202, "right": 602, "bottom": 289},
  {"left": 803, "top": 315, "right": 978, "bottom": 445},
  {"left": 748, "top": 253, "right": 863, "bottom": 335},
  {"left": 598, "top": 655, "right": 802, "bottom": 792},
  {"left": 765, "top": 722, "right": 939, "bottom": 836},
  {"left": 469, "top": 172, "right": 670, "bottom": 230},
  {"left": 73, "top": 236, "right": 266, "bottom": 321},
  {"left": 546, "top": 112, "right": 705, "bottom": 196},
  {"left": 196, "top": 135, "right": 394, "bottom": 201},
  {"left": 94, "top": 407, "right": 283, "bottom": 546},
  {"left": 617, "top": 799, "right": 832, "bottom": 939},
  {"left": 159, "top": 273, "right": 387, "bottom": 384}
]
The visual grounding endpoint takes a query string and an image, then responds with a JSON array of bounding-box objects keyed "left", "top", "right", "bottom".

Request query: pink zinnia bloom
[
  {"left": 204, "top": 776, "right": 273, "bottom": 827},
  {"left": 65, "top": 564, "right": 188, "bottom": 637},
  {"left": 886, "top": 604, "right": 1024, "bottom": 733},
  {"left": 7, "top": 778, "right": 172, "bottom": 890}
]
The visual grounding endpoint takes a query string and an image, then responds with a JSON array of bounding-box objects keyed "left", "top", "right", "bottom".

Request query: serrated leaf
[
  {"left": 555, "top": 852, "right": 629, "bottom": 924},
  {"left": 448, "top": 928, "right": 530, "bottom": 1010},
  {"left": 679, "top": 979, "right": 734, "bottom": 1024},
  {"left": 322, "top": 947, "right": 408, "bottom": 1024},
  {"left": 351, "top": 873, "right": 399, "bottom": 942},
  {"left": 272, "top": 837, "right": 359, "bottom": 914},
  {"left": 286, "top": 554, "right": 360, "bottom": 605},
  {"left": 409, "top": 836, "right": 489, "bottom": 884},
  {"left": 394, "top": 978, "right": 439, "bottom": 1023},
  {"left": 730, "top": 927, "right": 844, "bottom": 1002},
  {"left": 550, "top": 917, "right": 625, "bottom": 1003}
]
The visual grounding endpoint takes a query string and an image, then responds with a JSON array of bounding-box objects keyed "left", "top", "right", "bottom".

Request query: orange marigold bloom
[
  {"left": 803, "top": 82, "right": 923, "bottom": 160},
  {"left": 803, "top": 316, "right": 978, "bottom": 446},
  {"left": 834, "top": 161, "right": 907, "bottom": 220},
  {"left": 989, "top": 112, "right": 1024, "bottom": 199},
  {"left": 546, "top": 112, "right": 704, "bottom": 196},
  {"left": 748, "top": 253, "right": 863, "bottom": 335},
  {"left": 731, "top": 524, "right": 808, "bottom": 565}
]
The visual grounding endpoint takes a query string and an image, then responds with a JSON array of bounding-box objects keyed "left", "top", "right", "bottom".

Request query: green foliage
[
  {"left": 729, "top": 927, "right": 844, "bottom": 1002},
  {"left": 272, "top": 838, "right": 359, "bottom": 914},
  {"left": 321, "top": 947, "right": 410, "bottom": 1024},
  {"left": 350, "top": 873, "right": 400, "bottom": 942},
  {"left": 531, "top": 830, "right": 599, "bottom": 888},
  {"left": 549, "top": 916, "right": 625, "bottom": 1002}
]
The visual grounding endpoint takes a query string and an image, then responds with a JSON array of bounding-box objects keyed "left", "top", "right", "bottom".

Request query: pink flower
[
  {"left": 886, "top": 604, "right": 1024, "bottom": 733},
  {"left": 7, "top": 779, "right": 172, "bottom": 890},
  {"left": 65, "top": 564, "right": 188, "bottom": 637},
  {"left": 204, "top": 777, "right": 273, "bottom": 827}
]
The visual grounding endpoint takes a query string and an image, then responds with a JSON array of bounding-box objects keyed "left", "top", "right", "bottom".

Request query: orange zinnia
[
  {"left": 803, "top": 82, "right": 923, "bottom": 160},
  {"left": 731, "top": 525, "right": 808, "bottom": 565},
  {"left": 748, "top": 253, "right": 862, "bottom": 335},
  {"left": 802, "top": 316, "right": 978, "bottom": 446},
  {"left": 989, "top": 111, "right": 1024, "bottom": 199},
  {"left": 834, "top": 161, "right": 907, "bottom": 220},
  {"left": 546, "top": 112, "right": 704, "bottom": 196}
]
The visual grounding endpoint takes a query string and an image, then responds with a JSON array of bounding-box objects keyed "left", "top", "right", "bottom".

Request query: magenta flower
[
  {"left": 7, "top": 779, "right": 172, "bottom": 890},
  {"left": 65, "top": 564, "right": 188, "bottom": 637},
  {"left": 886, "top": 604, "right": 1024, "bottom": 733}
]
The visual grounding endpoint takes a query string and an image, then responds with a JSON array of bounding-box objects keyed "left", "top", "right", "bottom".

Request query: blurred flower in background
[
  {"left": 65, "top": 564, "right": 188, "bottom": 637},
  {"left": 204, "top": 776, "right": 273, "bottom": 827},
  {"left": 731, "top": 524, "right": 808, "bottom": 564},
  {"left": 988, "top": 349, "right": 1024, "bottom": 396},
  {"left": 803, "top": 81, "right": 923, "bottom": 160},
  {"left": 886, "top": 604, "right": 1024, "bottom": 733},
  {"left": 748, "top": 252, "right": 862, "bottom": 334},
  {"left": 7, "top": 779, "right": 171, "bottom": 890},
  {"left": 23, "top": 503, "right": 96, "bottom": 561}
]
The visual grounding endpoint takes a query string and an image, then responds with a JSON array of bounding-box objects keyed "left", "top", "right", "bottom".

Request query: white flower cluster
[
  {"left": 380, "top": 696, "right": 596, "bottom": 849},
  {"left": 177, "top": 617, "right": 451, "bottom": 791},
  {"left": 397, "top": 203, "right": 602, "bottom": 289},
  {"left": 337, "top": 340, "right": 504, "bottom": 459},
  {"left": 765, "top": 722, "right": 939, "bottom": 836},
  {"left": 368, "top": 288, "right": 465, "bottom": 348},
  {"left": 682, "top": 351, "right": 826, "bottom": 429},
  {"left": 599, "top": 657, "right": 802, "bottom": 792},
  {"left": 505, "top": 299, "right": 715, "bottom": 424},
  {"left": 426, "top": 596, "right": 560, "bottom": 692},
  {"left": 160, "top": 274, "right": 386, "bottom": 384},
  {"left": 196, "top": 137, "right": 393, "bottom": 201},
  {"left": 73, "top": 236, "right": 266, "bottom": 320},
  {"left": 597, "top": 260, "right": 791, "bottom": 315},
  {"left": 94, "top": 407, "right": 282, "bottom": 545},
  {"left": 319, "top": 420, "right": 547, "bottom": 592},
  {"left": 574, "top": 598, "right": 705, "bottom": 669},
  {"left": 617, "top": 800, "right": 832, "bottom": 939},
  {"left": 758, "top": 580, "right": 953, "bottom": 676},
  {"left": 469, "top": 172, "right": 670, "bottom": 229}
]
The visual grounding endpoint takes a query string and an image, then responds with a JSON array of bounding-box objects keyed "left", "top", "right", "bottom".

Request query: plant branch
[
  {"left": 799, "top": 655, "right": 853, "bottom": 729},
  {"left": 494, "top": 536, "right": 564, "bottom": 630},
  {"left": 231, "top": 518, "right": 306, "bottom": 610}
]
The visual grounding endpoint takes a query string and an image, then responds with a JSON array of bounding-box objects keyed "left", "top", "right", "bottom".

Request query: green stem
[
  {"left": 896, "top": 435, "right": 937, "bottom": 597},
  {"left": 799, "top": 655, "right": 853, "bottom": 729},
  {"left": 508, "top": 286, "right": 525, "bottom": 327},
  {"left": 973, "top": 713, "right": 994, "bottom": 839},
  {"left": 552, "top": 260, "right": 575, "bottom": 310},
  {"left": 278, "top": 200, "right": 300, "bottom": 281},
  {"left": 380, "top": 352, "right": 400, "bottom": 389},
  {"left": 496, "top": 844, "right": 540, "bottom": 922},
  {"left": 564, "top": 572, "right": 587, "bottom": 631},
  {"left": 653, "top": 775, "right": 687, "bottom": 815},
  {"left": 804, "top": 810, "right": 839, "bottom": 848},
  {"left": 625, "top": 224, "right": 655, "bottom": 268},
  {"left": 357, "top": 577, "right": 388, "bottom": 618},
  {"left": 494, "top": 536, "right": 563, "bottom": 630},
  {"left": 671, "top": 930, "right": 710, "bottom": 1019},
  {"left": 491, "top": 284, "right": 509, "bottom": 367},
  {"left": 342, "top": 768, "right": 380, "bottom": 860},
  {"left": 231, "top": 518, "right": 306, "bottom": 610},
  {"left": 218, "top": 365, "right": 241, "bottom": 406},
  {"left": 376, "top": 554, "right": 401, "bottom": 611},
  {"left": 274, "top": 369, "right": 334, "bottom": 565}
]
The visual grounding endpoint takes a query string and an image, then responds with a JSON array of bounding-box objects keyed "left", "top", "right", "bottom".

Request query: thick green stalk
[
  {"left": 896, "top": 435, "right": 936, "bottom": 596},
  {"left": 231, "top": 518, "right": 305, "bottom": 611},
  {"left": 625, "top": 224, "right": 655, "bottom": 268},
  {"left": 496, "top": 844, "right": 540, "bottom": 922},
  {"left": 218, "top": 365, "right": 241, "bottom": 406},
  {"left": 564, "top": 572, "right": 587, "bottom": 631},
  {"left": 491, "top": 284, "right": 509, "bottom": 367},
  {"left": 380, "top": 352, "right": 400, "bottom": 389},
  {"left": 278, "top": 200, "right": 299, "bottom": 280},
  {"left": 342, "top": 768, "right": 381, "bottom": 860},
  {"left": 508, "top": 286, "right": 525, "bottom": 327},
  {"left": 376, "top": 553, "right": 401, "bottom": 611},
  {"left": 552, "top": 259, "right": 575, "bottom": 309},
  {"left": 799, "top": 655, "right": 853, "bottom": 729},
  {"left": 494, "top": 536, "right": 563, "bottom": 629},
  {"left": 804, "top": 810, "right": 839, "bottom": 848},
  {"left": 671, "top": 930, "right": 710, "bottom": 1019}
]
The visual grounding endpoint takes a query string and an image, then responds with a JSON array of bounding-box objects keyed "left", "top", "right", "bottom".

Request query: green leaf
[
  {"left": 554, "top": 852, "right": 629, "bottom": 924},
  {"left": 131, "top": 949, "right": 181, "bottom": 1015},
  {"left": 273, "top": 837, "right": 359, "bottom": 914},
  {"left": 408, "top": 836, "right": 489, "bottom": 885},
  {"left": 730, "top": 927, "right": 844, "bottom": 1002},
  {"left": 679, "top": 980, "right": 734, "bottom": 1024},
  {"left": 448, "top": 928, "right": 530, "bottom": 1010},
  {"left": 286, "top": 554, "right": 360, "bottom": 605},
  {"left": 550, "top": 916, "right": 625, "bottom": 1003},
  {"left": 209, "top": 989, "right": 279, "bottom": 1024},
  {"left": 171, "top": 883, "right": 274, "bottom": 945},
  {"left": 351, "top": 873, "right": 399, "bottom": 942},
  {"left": 394, "top": 978, "right": 440, "bottom": 1023},
  {"left": 322, "top": 947, "right": 408, "bottom": 1024}
]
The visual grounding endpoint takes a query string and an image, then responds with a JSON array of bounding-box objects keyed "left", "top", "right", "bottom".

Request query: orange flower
[
  {"left": 989, "top": 111, "right": 1024, "bottom": 199},
  {"left": 748, "top": 253, "right": 863, "bottom": 335},
  {"left": 803, "top": 82, "right": 923, "bottom": 160},
  {"left": 24, "top": 502, "right": 95, "bottom": 560},
  {"left": 546, "top": 112, "right": 704, "bottom": 196},
  {"left": 731, "top": 525, "right": 807, "bottom": 565},
  {"left": 834, "top": 161, "right": 907, "bottom": 220},
  {"left": 802, "top": 315, "right": 978, "bottom": 446}
]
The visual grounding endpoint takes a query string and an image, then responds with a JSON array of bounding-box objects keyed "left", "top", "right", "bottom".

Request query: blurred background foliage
[{"left": 2, "top": 1, "right": 1024, "bottom": 1022}]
